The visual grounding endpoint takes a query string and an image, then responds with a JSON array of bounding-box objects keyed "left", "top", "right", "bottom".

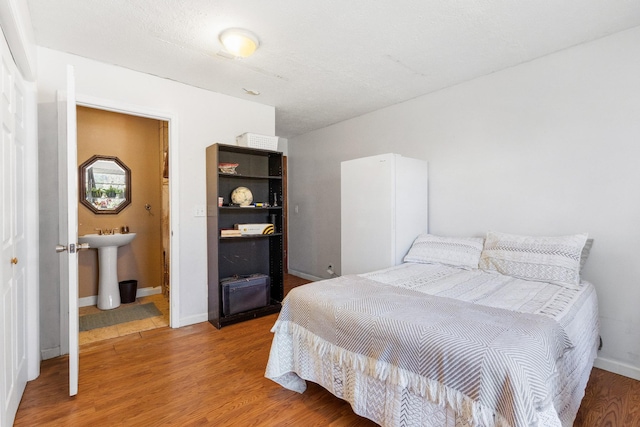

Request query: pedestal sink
[{"left": 79, "top": 233, "right": 137, "bottom": 310}]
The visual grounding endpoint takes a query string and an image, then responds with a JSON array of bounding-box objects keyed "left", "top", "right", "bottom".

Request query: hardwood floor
[
  {"left": 15, "top": 275, "right": 640, "bottom": 426},
  {"left": 575, "top": 368, "right": 640, "bottom": 427}
]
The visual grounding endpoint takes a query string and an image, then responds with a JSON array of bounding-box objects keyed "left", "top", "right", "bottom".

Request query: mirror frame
[{"left": 79, "top": 155, "right": 132, "bottom": 214}]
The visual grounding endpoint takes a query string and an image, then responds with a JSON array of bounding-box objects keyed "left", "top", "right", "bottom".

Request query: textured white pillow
[
  {"left": 580, "top": 238, "right": 594, "bottom": 274},
  {"left": 403, "top": 234, "right": 485, "bottom": 269},
  {"left": 479, "top": 231, "right": 588, "bottom": 287}
]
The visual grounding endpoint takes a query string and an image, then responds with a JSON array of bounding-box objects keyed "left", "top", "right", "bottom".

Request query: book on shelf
[{"left": 220, "top": 229, "right": 242, "bottom": 237}]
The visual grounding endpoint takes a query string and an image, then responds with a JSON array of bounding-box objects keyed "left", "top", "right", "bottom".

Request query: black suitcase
[{"left": 221, "top": 274, "right": 270, "bottom": 316}]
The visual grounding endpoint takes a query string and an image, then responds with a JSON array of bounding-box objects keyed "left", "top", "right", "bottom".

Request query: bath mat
[{"left": 79, "top": 302, "right": 162, "bottom": 331}]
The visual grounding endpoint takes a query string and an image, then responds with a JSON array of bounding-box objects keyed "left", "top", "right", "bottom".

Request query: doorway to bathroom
[{"left": 76, "top": 106, "right": 171, "bottom": 344}]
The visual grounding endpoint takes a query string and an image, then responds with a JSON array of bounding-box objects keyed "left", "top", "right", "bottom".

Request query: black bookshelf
[{"left": 206, "top": 143, "right": 284, "bottom": 328}]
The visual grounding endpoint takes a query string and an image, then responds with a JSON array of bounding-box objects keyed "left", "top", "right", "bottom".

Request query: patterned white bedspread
[{"left": 266, "top": 263, "right": 599, "bottom": 427}]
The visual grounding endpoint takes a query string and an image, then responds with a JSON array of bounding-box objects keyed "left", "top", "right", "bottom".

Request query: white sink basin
[
  {"left": 79, "top": 233, "right": 137, "bottom": 310},
  {"left": 79, "top": 232, "right": 137, "bottom": 248}
]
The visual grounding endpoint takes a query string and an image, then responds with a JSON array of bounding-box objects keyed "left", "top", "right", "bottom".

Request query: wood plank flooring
[
  {"left": 15, "top": 275, "right": 640, "bottom": 426},
  {"left": 575, "top": 368, "right": 640, "bottom": 427}
]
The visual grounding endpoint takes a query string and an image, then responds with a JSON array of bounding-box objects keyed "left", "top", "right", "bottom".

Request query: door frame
[
  {"left": 60, "top": 93, "right": 180, "bottom": 338},
  {"left": 24, "top": 79, "right": 38, "bottom": 379}
]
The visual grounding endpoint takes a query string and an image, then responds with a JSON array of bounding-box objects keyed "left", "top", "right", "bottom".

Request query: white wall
[
  {"left": 37, "top": 47, "right": 275, "bottom": 358},
  {"left": 288, "top": 26, "right": 640, "bottom": 379}
]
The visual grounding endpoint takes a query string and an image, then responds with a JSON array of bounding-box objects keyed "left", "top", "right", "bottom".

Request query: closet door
[{"left": 0, "top": 32, "right": 28, "bottom": 427}]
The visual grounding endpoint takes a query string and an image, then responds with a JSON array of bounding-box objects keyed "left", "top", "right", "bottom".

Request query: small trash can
[{"left": 119, "top": 280, "right": 137, "bottom": 304}]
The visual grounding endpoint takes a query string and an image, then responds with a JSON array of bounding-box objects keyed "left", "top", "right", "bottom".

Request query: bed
[{"left": 265, "top": 232, "right": 599, "bottom": 427}]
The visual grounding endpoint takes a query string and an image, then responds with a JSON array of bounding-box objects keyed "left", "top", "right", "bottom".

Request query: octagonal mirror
[{"left": 79, "top": 155, "right": 131, "bottom": 214}]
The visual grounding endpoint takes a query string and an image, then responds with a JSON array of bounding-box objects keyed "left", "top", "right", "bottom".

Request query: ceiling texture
[{"left": 26, "top": 0, "right": 640, "bottom": 138}]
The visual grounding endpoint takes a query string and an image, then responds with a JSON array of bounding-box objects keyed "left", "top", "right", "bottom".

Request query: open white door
[{"left": 56, "top": 65, "right": 79, "bottom": 396}]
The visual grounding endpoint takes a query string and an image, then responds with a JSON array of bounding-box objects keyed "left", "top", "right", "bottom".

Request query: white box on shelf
[
  {"left": 235, "top": 223, "right": 275, "bottom": 235},
  {"left": 236, "top": 133, "right": 279, "bottom": 151}
]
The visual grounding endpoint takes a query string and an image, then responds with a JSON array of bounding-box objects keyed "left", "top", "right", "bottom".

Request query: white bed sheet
[
  {"left": 266, "top": 263, "right": 599, "bottom": 427},
  {"left": 362, "top": 263, "right": 596, "bottom": 351}
]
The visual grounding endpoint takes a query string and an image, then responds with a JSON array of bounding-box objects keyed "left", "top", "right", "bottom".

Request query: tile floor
[{"left": 78, "top": 293, "right": 170, "bottom": 347}]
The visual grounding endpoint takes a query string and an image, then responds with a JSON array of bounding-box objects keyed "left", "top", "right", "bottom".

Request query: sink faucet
[{"left": 95, "top": 228, "right": 119, "bottom": 235}]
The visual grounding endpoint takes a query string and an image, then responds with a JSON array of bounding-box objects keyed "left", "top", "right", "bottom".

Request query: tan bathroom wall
[{"left": 77, "top": 106, "right": 163, "bottom": 299}]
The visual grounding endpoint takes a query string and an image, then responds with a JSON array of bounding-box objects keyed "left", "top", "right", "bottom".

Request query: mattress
[{"left": 265, "top": 263, "right": 599, "bottom": 427}]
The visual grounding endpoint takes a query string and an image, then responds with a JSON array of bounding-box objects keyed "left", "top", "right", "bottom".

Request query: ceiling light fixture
[{"left": 219, "top": 28, "right": 260, "bottom": 58}]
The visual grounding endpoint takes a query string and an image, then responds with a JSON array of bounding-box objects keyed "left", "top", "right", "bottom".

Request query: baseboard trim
[
  {"left": 78, "top": 286, "right": 162, "bottom": 308},
  {"left": 178, "top": 313, "right": 208, "bottom": 328},
  {"left": 41, "top": 346, "right": 61, "bottom": 361},
  {"left": 594, "top": 356, "right": 640, "bottom": 381},
  {"left": 136, "top": 286, "right": 162, "bottom": 298},
  {"left": 287, "top": 269, "right": 324, "bottom": 282}
]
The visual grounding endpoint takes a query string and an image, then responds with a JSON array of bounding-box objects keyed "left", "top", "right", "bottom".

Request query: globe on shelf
[{"left": 231, "top": 186, "right": 253, "bottom": 206}]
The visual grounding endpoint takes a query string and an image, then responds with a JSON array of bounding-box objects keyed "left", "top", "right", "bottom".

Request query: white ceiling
[{"left": 26, "top": 0, "right": 640, "bottom": 138}]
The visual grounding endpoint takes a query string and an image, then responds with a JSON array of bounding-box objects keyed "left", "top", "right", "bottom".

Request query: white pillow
[
  {"left": 479, "top": 231, "right": 588, "bottom": 287},
  {"left": 580, "top": 238, "right": 594, "bottom": 274},
  {"left": 404, "top": 234, "right": 485, "bottom": 269}
]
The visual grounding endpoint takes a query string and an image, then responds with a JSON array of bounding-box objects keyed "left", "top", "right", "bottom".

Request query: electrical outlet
[{"left": 327, "top": 264, "right": 334, "bottom": 275}]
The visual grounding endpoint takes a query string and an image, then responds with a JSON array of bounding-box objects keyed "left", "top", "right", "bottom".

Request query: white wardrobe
[{"left": 341, "top": 153, "right": 428, "bottom": 275}]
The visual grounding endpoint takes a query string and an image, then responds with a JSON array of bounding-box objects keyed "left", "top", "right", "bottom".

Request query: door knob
[
  {"left": 56, "top": 243, "right": 89, "bottom": 253},
  {"left": 10, "top": 257, "right": 18, "bottom": 264}
]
